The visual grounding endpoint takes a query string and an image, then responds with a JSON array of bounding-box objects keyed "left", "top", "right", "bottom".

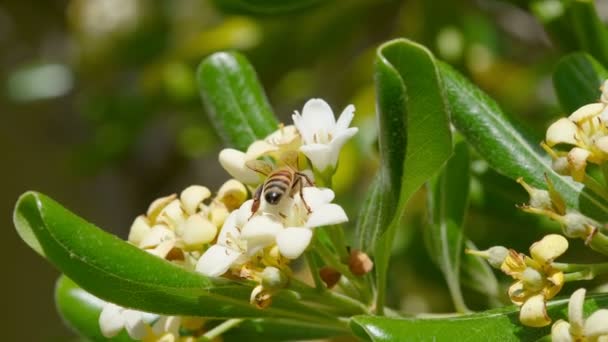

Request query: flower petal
[
  {"left": 530, "top": 234, "right": 568, "bottom": 264},
  {"left": 246, "top": 140, "right": 278, "bottom": 160},
  {"left": 595, "top": 136, "right": 608, "bottom": 155},
  {"left": 568, "top": 147, "right": 590, "bottom": 182},
  {"left": 520, "top": 294, "right": 551, "bottom": 327},
  {"left": 219, "top": 148, "right": 261, "bottom": 185},
  {"left": 195, "top": 245, "right": 242, "bottom": 277},
  {"left": 181, "top": 215, "right": 218, "bottom": 248},
  {"left": 336, "top": 104, "right": 355, "bottom": 132},
  {"left": 300, "top": 143, "right": 333, "bottom": 172},
  {"left": 217, "top": 211, "right": 240, "bottom": 245},
  {"left": 302, "top": 187, "right": 335, "bottom": 210},
  {"left": 296, "top": 99, "right": 336, "bottom": 143},
  {"left": 139, "top": 225, "right": 175, "bottom": 249},
  {"left": 585, "top": 309, "right": 608, "bottom": 338},
  {"left": 551, "top": 320, "right": 573, "bottom": 342},
  {"left": 99, "top": 303, "right": 125, "bottom": 338},
  {"left": 546, "top": 118, "right": 579, "bottom": 147},
  {"left": 217, "top": 179, "right": 248, "bottom": 211},
  {"left": 146, "top": 194, "right": 177, "bottom": 222},
  {"left": 276, "top": 227, "right": 312, "bottom": 259},
  {"left": 123, "top": 309, "right": 147, "bottom": 340},
  {"left": 180, "top": 185, "right": 211, "bottom": 215},
  {"left": 241, "top": 215, "right": 283, "bottom": 250},
  {"left": 128, "top": 215, "right": 151, "bottom": 246},
  {"left": 306, "top": 203, "right": 348, "bottom": 228},
  {"left": 568, "top": 288, "right": 586, "bottom": 337},
  {"left": 568, "top": 103, "right": 604, "bottom": 123}
]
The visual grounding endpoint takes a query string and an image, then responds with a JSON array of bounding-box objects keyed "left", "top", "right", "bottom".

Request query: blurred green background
[{"left": 3, "top": 0, "right": 599, "bottom": 340}]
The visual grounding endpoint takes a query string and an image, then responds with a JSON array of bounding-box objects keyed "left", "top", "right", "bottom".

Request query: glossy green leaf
[
  {"left": 55, "top": 276, "right": 134, "bottom": 342},
  {"left": 424, "top": 140, "right": 470, "bottom": 313},
  {"left": 13, "top": 191, "right": 343, "bottom": 325},
  {"left": 439, "top": 62, "right": 608, "bottom": 221},
  {"left": 197, "top": 52, "right": 278, "bottom": 151},
  {"left": 355, "top": 172, "right": 393, "bottom": 252},
  {"left": 553, "top": 52, "right": 608, "bottom": 113},
  {"left": 55, "top": 275, "right": 346, "bottom": 342},
  {"left": 212, "top": 0, "right": 325, "bottom": 15},
  {"left": 350, "top": 293, "right": 608, "bottom": 341},
  {"left": 371, "top": 38, "right": 453, "bottom": 313},
  {"left": 532, "top": 0, "right": 608, "bottom": 66}
]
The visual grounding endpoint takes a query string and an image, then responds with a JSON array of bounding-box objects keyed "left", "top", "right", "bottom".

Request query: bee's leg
[
  {"left": 294, "top": 176, "right": 312, "bottom": 213},
  {"left": 250, "top": 185, "right": 263, "bottom": 219},
  {"left": 295, "top": 171, "right": 315, "bottom": 187}
]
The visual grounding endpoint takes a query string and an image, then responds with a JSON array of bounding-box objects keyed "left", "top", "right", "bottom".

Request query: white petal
[
  {"left": 335, "top": 104, "right": 355, "bottom": 132},
  {"left": 127, "top": 215, "right": 151, "bottom": 246},
  {"left": 298, "top": 99, "right": 336, "bottom": 142},
  {"left": 99, "top": 303, "right": 125, "bottom": 338},
  {"left": 551, "top": 320, "right": 573, "bottom": 342},
  {"left": 585, "top": 309, "right": 608, "bottom": 338},
  {"left": 530, "top": 234, "right": 568, "bottom": 264},
  {"left": 595, "top": 136, "right": 608, "bottom": 154},
  {"left": 568, "top": 147, "right": 591, "bottom": 181},
  {"left": 123, "top": 309, "right": 147, "bottom": 340},
  {"left": 302, "top": 187, "right": 334, "bottom": 210},
  {"left": 158, "top": 199, "right": 185, "bottom": 229},
  {"left": 139, "top": 225, "right": 175, "bottom": 249},
  {"left": 236, "top": 200, "right": 254, "bottom": 226},
  {"left": 520, "top": 294, "right": 551, "bottom": 327},
  {"left": 306, "top": 203, "right": 348, "bottom": 228},
  {"left": 217, "top": 211, "right": 240, "bottom": 245},
  {"left": 180, "top": 185, "right": 211, "bottom": 215},
  {"left": 568, "top": 103, "right": 604, "bottom": 123},
  {"left": 246, "top": 140, "right": 278, "bottom": 160},
  {"left": 152, "top": 316, "right": 181, "bottom": 336},
  {"left": 149, "top": 240, "right": 176, "bottom": 259},
  {"left": 195, "top": 245, "right": 242, "bottom": 277},
  {"left": 219, "top": 148, "right": 261, "bottom": 184},
  {"left": 545, "top": 118, "right": 579, "bottom": 146},
  {"left": 241, "top": 215, "right": 283, "bottom": 250},
  {"left": 300, "top": 143, "right": 333, "bottom": 172},
  {"left": 292, "top": 112, "right": 312, "bottom": 144},
  {"left": 181, "top": 215, "right": 218, "bottom": 248},
  {"left": 276, "top": 227, "right": 312, "bottom": 259},
  {"left": 568, "top": 288, "right": 586, "bottom": 336}
]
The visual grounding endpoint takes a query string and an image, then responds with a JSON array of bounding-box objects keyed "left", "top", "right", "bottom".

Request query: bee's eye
[{"left": 265, "top": 191, "right": 282, "bottom": 204}]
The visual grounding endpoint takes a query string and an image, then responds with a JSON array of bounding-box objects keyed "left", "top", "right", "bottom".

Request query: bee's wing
[
  {"left": 278, "top": 150, "right": 299, "bottom": 169},
  {"left": 245, "top": 159, "right": 273, "bottom": 176}
]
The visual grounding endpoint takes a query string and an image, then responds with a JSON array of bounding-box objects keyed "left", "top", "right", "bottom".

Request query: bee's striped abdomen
[{"left": 263, "top": 169, "right": 293, "bottom": 204}]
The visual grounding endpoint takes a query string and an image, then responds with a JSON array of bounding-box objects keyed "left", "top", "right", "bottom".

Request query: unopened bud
[
  {"left": 552, "top": 157, "right": 570, "bottom": 176},
  {"left": 521, "top": 267, "right": 544, "bottom": 291},
  {"left": 466, "top": 246, "right": 508, "bottom": 269},
  {"left": 562, "top": 212, "right": 598, "bottom": 239},
  {"left": 261, "top": 266, "right": 287, "bottom": 289},
  {"left": 319, "top": 267, "right": 341, "bottom": 289},
  {"left": 349, "top": 249, "right": 374, "bottom": 276},
  {"left": 250, "top": 285, "right": 272, "bottom": 309},
  {"left": 517, "top": 178, "right": 552, "bottom": 210}
]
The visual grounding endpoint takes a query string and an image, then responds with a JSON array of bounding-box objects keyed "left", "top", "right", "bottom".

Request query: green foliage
[
  {"left": 553, "top": 52, "right": 608, "bottom": 113},
  {"left": 197, "top": 52, "right": 278, "bottom": 151},
  {"left": 212, "top": 0, "right": 325, "bottom": 14},
  {"left": 350, "top": 293, "right": 608, "bottom": 341}
]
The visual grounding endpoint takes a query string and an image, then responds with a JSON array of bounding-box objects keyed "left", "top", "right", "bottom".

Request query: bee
[{"left": 246, "top": 151, "right": 314, "bottom": 216}]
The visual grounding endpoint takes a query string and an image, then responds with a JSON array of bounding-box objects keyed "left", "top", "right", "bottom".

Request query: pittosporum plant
[{"left": 14, "top": 1, "right": 608, "bottom": 340}]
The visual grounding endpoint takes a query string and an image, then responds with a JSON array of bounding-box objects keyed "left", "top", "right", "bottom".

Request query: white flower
[
  {"left": 292, "top": 99, "right": 358, "bottom": 173},
  {"left": 551, "top": 288, "right": 608, "bottom": 341},
  {"left": 99, "top": 303, "right": 157, "bottom": 339},
  {"left": 195, "top": 201, "right": 257, "bottom": 277}
]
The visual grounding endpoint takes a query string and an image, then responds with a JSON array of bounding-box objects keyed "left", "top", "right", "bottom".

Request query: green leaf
[
  {"left": 197, "top": 52, "right": 278, "bottom": 151},
  {"left": 55, "top": 276, "right": 134, "bottom": 341},
  {"left": 439, "top": 62, "right": 608, "bottom": 221},
  {"left": 350, "top": 293, "right": 608, "bottom": 341},
  {"left": 532, "top": 0, "right": 608, "bottom": 66},
  {"left": 212, "top": 0, "right": 325, "bottom": 15},
  {"left": 13, "top": 191, "right": 343, "bottom": 324},
  {"left": 355, "top": 173, "right": 393, "bottom": 252},
  {"left": 370, "top": 38, "right": 453, "bottom": 313},
  {"left": 553, "top": 52, "right": 608, "bottom": 113},
  {"left": 424, "top": 140, "right": 470, "bottom": 313},
  {"left": 55, "top": 275, "right": 346, "bottom": 342}
]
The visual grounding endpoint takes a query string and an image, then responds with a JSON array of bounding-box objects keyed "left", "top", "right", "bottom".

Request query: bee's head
[{"left": 264, "top": 191, "right": 282, "bottom": 205}]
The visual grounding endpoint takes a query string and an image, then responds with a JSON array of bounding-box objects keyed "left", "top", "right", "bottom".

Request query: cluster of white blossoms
[
  {"left": 545, "top": 80, "right": 608, "bottom": 181},
  {"left": 551, "top": 288, "right": 608, "bottom": 341},
  {"left": 99, "top": 98, "right": 358, "bottom": 339}
]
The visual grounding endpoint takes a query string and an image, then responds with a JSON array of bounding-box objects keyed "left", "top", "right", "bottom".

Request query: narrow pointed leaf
[
  {"left": 13, "top": 191, "right": 343, "bottom": 323},
  {"left": 439, "top": 62, "right": 608, "bottom": 221},
  {"left": 553, "top": 52, "right": 608, "bottom": 113},
  {"left": 424, "top": 140, "right": 470, "bottom": 313},
  {"left": 197, "top": 52, "right": 278, "bottom": 151},
  {"left": 350, "top": 293, "right": 608, "bottom": 341},
  {"left": 370, "top": 38, "right": 453, "bottom": 312}
]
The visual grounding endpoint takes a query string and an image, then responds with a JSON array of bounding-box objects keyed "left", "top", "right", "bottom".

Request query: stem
[
  {"left": 589, "top": 231, "right": 608, "bottom": 256},
  {"left": 289, "top": 279, "right": 370, "bottom": 315},
  {"left": 583, "top": 174, "right": 608, "bottom": 202},
  {"left": 199, "top": 319, "right": 243, "bottom": 341},
  {"left": 553, "top": 261, "right": 608, "bottom": 281},
  {"left": 306, "top": 251, "right": 324, "bottom": 291}
]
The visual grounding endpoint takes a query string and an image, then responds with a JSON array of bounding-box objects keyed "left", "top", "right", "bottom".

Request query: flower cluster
[
  {"left": 544, "top": 80, "right": 608, "bottom": 181},
  {"left": 469, "top": 234, "right": 568, "bottom": 327},
  {"left": 551, "top": 288, "right": 608, "bottom": 341},
  {"left": 98, "top": 98, "right": 358, "bottom": 340}
]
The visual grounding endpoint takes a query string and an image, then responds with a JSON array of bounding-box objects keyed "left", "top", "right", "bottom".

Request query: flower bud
[
  {"left": 348, "top": 249, "right": 374, "bottom": 276},
  {"left": 466, "top": 246, "right": 508, "bottom": 269},
  {"left": 319, "top": 267, "right": 341, "bottom": 289},
  {"left": 261, "top": 266, "right": 287, "bottom": 289},
  {"left": 562, "top": 212, "right": 597, "bottom": 239},
  {"left": 180, "top": 185, "right": 211, "bottom": 215},
  {"left": 250, "top": 285, "right": 272, "bottom": 309},
  {"left": 552, "top": 157, "right": 570, "bottom": 176},
  {"left": 517, "top": 178, "right": 552, "bottom": 210}
]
